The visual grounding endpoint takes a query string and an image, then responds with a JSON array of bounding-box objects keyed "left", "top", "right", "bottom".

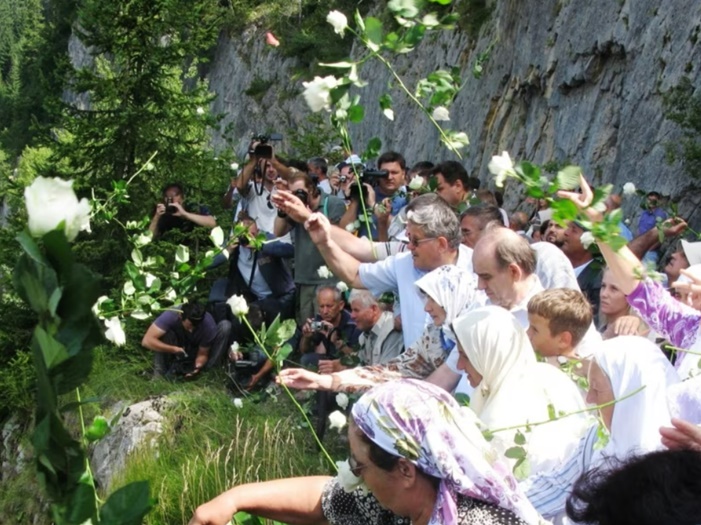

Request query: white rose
[
  {"left": 336, "top": 460, "right": 369, "bottom": 494},
  {"left": 335, "top": 392, "right": 349, "bottom": 410},
  {"left": 623, "top": 182, "right": 636, "bottom": 196},
  {"left": 328, "top": 410, "right": 347, "bottom": 432},
  {"left": 580, "top": 231, "right": 595, "bottom": 249},
  {"left": 345, "top": 222, "right": 357, "bottom": 233},
  {"left": 164, "top": 287, "right": 177, "bottom": 302},
  {"left": 487, "top": 151, "right": 515, "bottom": 188},
  {"left": 104, "top": 317, "right": 126, "bottom": 346},
  {"left": 408, "top": 175, "right": 424, "bottom": 190},
  {"left": 336, "top": 281, "right": 349, "bottom": 293},
  {"left": 326, "top": 10, "right": 348, "bottom": 37},
  {"left": 432, "top": 106, "right": 450, "bottom": 121},
  {"left": 317, "top": 265, "right": 332, "bottom": 279},
  {"left": 24, "top": 177, "right": 91, "bottom": 241},
  {"left": 302, "top": 76, "right": 341, "bottom": 112},
  {"left": 134, "top": 232, "right": 152, "bottom": 248},
  {"left": 233, "top": 398, "right": 243, "bottom": 409},
  {"left": 92, "top": 295, "right": 110, "bottom": 319},
  {"left": 230, "top": 162, "right": 239, "bottom": 171},
  {"left": 196, "top": 107, "right": 205, "bottom": 115},
  {"left": 227, "top": 294, "right": 249, "bottom": 318}
]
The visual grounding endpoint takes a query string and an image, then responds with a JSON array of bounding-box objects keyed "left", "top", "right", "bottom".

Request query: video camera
[
  {"left": 348, "top": 166, "right": 389, "bottom": 201},
  {"left": 249, "top": 133, "right": 283, "bottom": 159}
]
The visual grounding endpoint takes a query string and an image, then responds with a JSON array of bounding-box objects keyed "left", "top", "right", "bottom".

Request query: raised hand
[
  {"left": 304, "top": 212, "right": 332, "bottom": 246},
  {"left": 277, "top": 368, "right": 333, "bottom": 391}
]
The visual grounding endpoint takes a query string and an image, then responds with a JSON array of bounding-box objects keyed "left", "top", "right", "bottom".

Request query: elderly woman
[
  {"left": 279, "top": 265, "right": 484, "bottom": 393},
  {"left": 521, "top": 336, "right": 679, "bottom": 522},
  {"left": 452, "top": 306, "right": 589, "bottom": 476},
  {"left": 189, "top": 379, "right": 544, "bottom": 525}
]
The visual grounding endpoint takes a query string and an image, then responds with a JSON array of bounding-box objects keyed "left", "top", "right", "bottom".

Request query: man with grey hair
[
  {"left": 319, "top": 289, "right": 403, "bottom": 374},
  {"left": 298, "top": 285, "right": 361, "bottom": 368},
  {"left": 297, "top": 193, "right": 474, "bottom": 349},
  {"left": 307, "top": 157, "right": 331, "bottom": 194}
]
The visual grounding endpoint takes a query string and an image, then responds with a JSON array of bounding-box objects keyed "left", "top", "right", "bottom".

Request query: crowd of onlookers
[{"left": 137, "top": 142, "right": 701, "bottom": 525}]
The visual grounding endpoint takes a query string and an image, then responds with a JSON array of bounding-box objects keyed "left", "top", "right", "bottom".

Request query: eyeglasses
[
  {"left": 348, "top": 455, "right": 368, "bottom": 477},
  {"left": 407, "top": 236, "right": 437, "bottom": 248}
]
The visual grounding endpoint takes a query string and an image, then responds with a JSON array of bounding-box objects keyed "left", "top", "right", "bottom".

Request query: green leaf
[
  {"left": 16, "top": 230, "right": 48, "bottom": 266},
  {"left": 547, "top": 403, "right": 556, "bottom": 420},
  {"left": 513, "top": 456, "right": 531, "bottom": 480},
  {"left": 354, "top": 9, "right": 365, "bottom": 32},
  {"left": 99, "top": 480, "right": 153, "bottom": 525},
  {"left": 131, "top": 249, "right": 143, "bottom": 266},
  {"left": 348, "top": 105, "right": 365, "bottom": 123},
  {"left": 363, "top": 137, "right": 382, "bottom": 159},
  {"left": 514, "top": 430, "right": 526, "bottom": 445},
  {"left": 379, "top": 93, "right": 393, "bottom": 110},
  {"left": 85, "top": 415, "right": 110, "bottom": 442},
  {"left": 504, "top": 446, "right": 526, "bottom": 459},
  {"left": 555, "top": 166, "right": 582, "bottom": 190},
  {"left": 34, "top": 326, "right": 70, "bottom": 369},
  {"left": 454, "top": 393, "right": 471, "bottom": 406},
  {"left": 275, "top": 343, "right": 293, "bottom": 365},
  {"left": 234, "top": 511, "right": 264, "bottom": 525},
  {"left": 364, "top": 17, "right": 383, "bottom": 46}
]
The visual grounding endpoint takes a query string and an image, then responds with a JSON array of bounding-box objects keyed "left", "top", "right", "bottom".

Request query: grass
[{"left": 1, "top": 344, "right": 346, "bottom": 525}]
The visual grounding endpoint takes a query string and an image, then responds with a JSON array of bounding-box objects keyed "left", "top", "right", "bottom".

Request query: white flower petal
[
  {"left": 335, "top": 392, "right": 349, "bottom": 410},
  {"left": 432, "top": 106, "right": 450, "bottom": 121},
  {"left": 328, "top": 410, "right": 347, "bottom": 432},
  {"left": 623, "top": 182, "right": 636, "bottom": 196},
  {"left": 24, "top": 177, "right": 91, "bottom": 241},
  {"left": 104, "top": 317, "right": 126, "bottom": 346},
  {"left": 326, "top": 10, "right": 348, "bottom": 37}
]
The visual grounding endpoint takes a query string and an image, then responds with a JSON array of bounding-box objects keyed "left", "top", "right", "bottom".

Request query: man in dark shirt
[
  {"left": 141, "top": 302, "right": 230, "bottom": 378},
  {"left": 149, "top": 183, "right": 216, "bottom": 239},
  {"left": 299, "top": 285, "right": 361, "bottom": 368}
]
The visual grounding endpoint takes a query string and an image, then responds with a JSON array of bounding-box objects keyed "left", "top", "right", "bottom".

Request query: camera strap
[{"left": 322, "top": 195, "right": 329, "bottom": 217}]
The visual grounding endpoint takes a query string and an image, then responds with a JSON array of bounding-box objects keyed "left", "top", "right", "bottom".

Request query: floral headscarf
[
  {"left": 351, "top": 379, "right": 543, "bottom": 525},
  {"left": 415, "top": 265, "right": 482, "bottom": 329}
]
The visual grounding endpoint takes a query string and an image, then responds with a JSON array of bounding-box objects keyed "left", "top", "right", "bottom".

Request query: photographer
[
  {"left": 274, "top": 173, "right": 354, "bottom": 324},
  {"left": 141, "top": 302, "right": 231, "bottom": 379},
  {"left": 299, "top": 285, "right": 361, "bottom": 368},
  {"left": 345, "top": 151, "right": 408, "bottom": 241},
  {"left": 227, "top": 136, "right": 295, "bottom": 236},
  {"left": 208, "top": 211, "right": 295, "bottom": 339},
  {"left": 149, "top": 183, "right": 216, "bottom": 239}
]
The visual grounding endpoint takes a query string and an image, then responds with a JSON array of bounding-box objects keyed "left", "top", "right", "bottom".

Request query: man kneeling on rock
[{"left": 142, "top": 302, "right": 231, "bottom": 379}]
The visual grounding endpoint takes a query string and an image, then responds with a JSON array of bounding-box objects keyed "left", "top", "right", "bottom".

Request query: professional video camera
[
  {"left": 347, "top": 166, "right": 389, "bottom": 201},
  {"left": 248, "top": 133, "right": 283, "bottom": 159}
]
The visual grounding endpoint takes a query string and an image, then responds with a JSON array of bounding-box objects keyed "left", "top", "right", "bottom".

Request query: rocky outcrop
[
  {"left": 90, "top": 396, "right": 171, "bottom": 490},
  {"left": 207, "top": 0, "right": 701, "bottom": 223}
]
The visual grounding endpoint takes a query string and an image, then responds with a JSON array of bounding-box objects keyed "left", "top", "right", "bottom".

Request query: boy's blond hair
[{"left": 527, "top": 288, "right": 592, "bottom": 347}]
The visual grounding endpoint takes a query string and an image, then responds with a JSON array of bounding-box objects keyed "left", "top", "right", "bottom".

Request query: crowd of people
[{"left": 137, "top": 141, "right": 701, "bottom": 524}]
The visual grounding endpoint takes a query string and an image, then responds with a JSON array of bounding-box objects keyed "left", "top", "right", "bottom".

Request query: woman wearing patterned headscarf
[{"left": 189, "top": 379, "right": 545, "bottom": 525}]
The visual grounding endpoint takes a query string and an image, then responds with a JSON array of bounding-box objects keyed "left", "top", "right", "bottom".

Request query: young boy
[{"left": 526, "top": 288, "right": 594, "bottom": 364}]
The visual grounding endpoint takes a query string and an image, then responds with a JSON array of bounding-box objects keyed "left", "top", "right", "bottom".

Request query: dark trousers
[{"left": 153, "top": 320, "right": 231, "bottom": 376}]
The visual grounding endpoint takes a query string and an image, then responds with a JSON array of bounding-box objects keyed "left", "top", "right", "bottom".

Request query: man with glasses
[
  {"left": 300, "top": 193, "right": 474, "bottom": 349},
  {"left": 141, "top": 301, "right": 231, "bottom": 379}
]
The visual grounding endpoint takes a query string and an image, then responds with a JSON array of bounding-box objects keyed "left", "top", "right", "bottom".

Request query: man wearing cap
[{"left": 141, "top": 302, "right": 231, "bottom": 379}]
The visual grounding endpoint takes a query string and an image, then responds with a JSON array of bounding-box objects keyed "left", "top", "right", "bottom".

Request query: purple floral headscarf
[{"left": 351, "top": 379, "right": 543, "bottom": 525}]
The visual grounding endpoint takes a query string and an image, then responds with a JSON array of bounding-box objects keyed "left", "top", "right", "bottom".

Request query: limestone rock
[{"left": 90, "top": 396, "right": 171, "bottom": 491}]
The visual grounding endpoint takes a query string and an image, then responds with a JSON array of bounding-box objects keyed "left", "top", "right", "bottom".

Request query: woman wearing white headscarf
[
  {"left": 279, "top": 265, "right": 485, "bottom": 393},
  {"left": 452, "top": 306, "right": 589, "bottom": 477},
  {"left": 522, "top": 335, "right": 679, "bottom": 522}
]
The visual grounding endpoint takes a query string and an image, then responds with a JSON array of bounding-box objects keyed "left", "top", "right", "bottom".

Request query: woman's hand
[
  {"left": 610, "top": 315, "right": 642, "bottom": 337},
  {"left": 556, "top": 174, "right": 603, "bottom": 223},
  {"left": 277, "top": 368, "right": 333, "bottom": 391},
  {"left": 189, "top": 494, "right": 237, "bottom": 525},
  {"left": 660, "top": 418, "right": 701, "bottom": 452}
]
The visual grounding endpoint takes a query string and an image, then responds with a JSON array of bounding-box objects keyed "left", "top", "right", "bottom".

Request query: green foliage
[
  {"left": 663, "top": 76, "right": 701, "bottom": 179},
  {"left": 245, "top": 76, "right": 273, "bottom": 102},
  {"left": 286, "top": 113, "right": 344, "bottom": 162},
  {"left": 455, "top": 0, "right": 494, "bottom": 38}
]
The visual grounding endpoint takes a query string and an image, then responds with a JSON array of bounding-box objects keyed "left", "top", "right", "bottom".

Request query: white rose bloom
[
  {"left": 328, "top": 410, "right": 347, "bottom": 432},
  {"left": 302, "top": 76, "right": 341, "bottom": 112},
  {"left": 104, "top": 317, "right": 126, "bottom": 346},
  {"left": 24, "top": 177, "right": 91, "bottom": 241},
  {"left": 134, "top": 233, "right": 152, "bottom": 248},
  {"left": 580, "top": 231, "right": 595, "bottom": 249},
  {"left": 230, "top": 341, "right": 240, "bottom": 354},
  {"left": 227, "top": 294, "right": 249, "bottom": 318},
  {"left": 408, "top": 175, "right": 424, "bottom": 190},
  {"left": 336, "top": 281, "right": 349, "bottom": 293},
  {"left": 317, "top": 265, "right": 332, "bottom": 279},
  {"left": 487, "top": 151, "right": 515, "bottom": 188},
  {"left": 335, "top": 392, "right": 349, "bottom": 410},
  {"left": 326, "top": 10, "right": 348, "bottom": 37},
  {"left": 196, "top": 107, "right": 205, "bottom": 115},
  {"left": 432, "top": 106, "right": 450, "bottom": 121},
  {"left": 230, "top": 162, "right": 239, "bottom": 171},
  {"left": 623, "top": 182, "right": 636, "bottom": 195},
  {"left": 345, "top": 222, "right": 357, "bottom": 233},
  {"left": 233, "top": 398, "right": 243, "bottom": 409},
  {"left": 336, "top": 460, "right": 369, "bottom": 494}
]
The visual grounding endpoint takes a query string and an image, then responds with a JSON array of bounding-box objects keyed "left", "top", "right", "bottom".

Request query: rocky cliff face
[{"left": 210, "top": 0, "right": 701, "bottom": 220}]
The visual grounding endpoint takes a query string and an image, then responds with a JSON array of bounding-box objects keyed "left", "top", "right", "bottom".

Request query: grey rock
[{"left": 90, "top": 396, "right": 171, "bottom": 491}]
